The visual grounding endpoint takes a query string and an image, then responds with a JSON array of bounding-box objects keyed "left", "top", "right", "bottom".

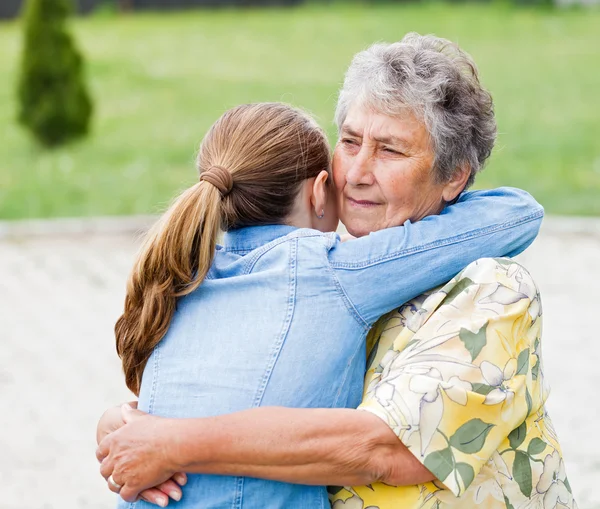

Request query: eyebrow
[
  {"left": 341, "top": 126, "right": 410, "bottom": 150},
  {"left": 340, "top": 126, "right": 363, "bottom": 138}
]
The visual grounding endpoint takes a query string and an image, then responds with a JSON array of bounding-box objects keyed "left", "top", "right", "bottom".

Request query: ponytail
[
  {"left": 115, "top": 181, "right": 222, "bottom": 395},
  {"left": 115, "top": 102, "right": 332, "bottom": 395}
]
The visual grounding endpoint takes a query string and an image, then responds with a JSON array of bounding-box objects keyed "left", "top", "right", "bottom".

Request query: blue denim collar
[{"left": 222, "top": 224, "right": 299, "bottom": 252}]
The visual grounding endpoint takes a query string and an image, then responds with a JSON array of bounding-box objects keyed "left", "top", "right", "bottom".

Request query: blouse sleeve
[{"left": 357, "top": 257, "right": 541, "bottom": 497}]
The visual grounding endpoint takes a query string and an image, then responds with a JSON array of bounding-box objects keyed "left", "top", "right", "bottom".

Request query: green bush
[{"left": 17, "top": 0, "right": 93, "bottom": 147}]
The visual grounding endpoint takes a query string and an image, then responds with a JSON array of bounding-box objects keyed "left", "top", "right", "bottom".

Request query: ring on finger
[{"left": 108, "top": 475, "right": 122, "bottom": 491}]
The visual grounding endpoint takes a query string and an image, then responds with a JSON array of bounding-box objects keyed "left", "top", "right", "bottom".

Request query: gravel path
[{"left": 1, "top": 219, "right": 598, "bottom": 509}]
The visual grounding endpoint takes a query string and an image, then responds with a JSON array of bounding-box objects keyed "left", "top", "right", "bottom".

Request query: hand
[
  {"left": 97, "top": 404, "right": 186, "bottom": 504},
  {"left": 97, "top": 403, "right": 187, "bottom": 505},
  {"left": 96, "top": 402, "right": 134, "bottom": 444},
  {"left": 134, "top": 473, "right": 187, "bottom": 507}
]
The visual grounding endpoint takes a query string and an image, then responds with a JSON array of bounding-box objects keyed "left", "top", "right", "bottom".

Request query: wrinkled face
[{"left": 333, "top": 103, "right": 449, "bottom": 238}]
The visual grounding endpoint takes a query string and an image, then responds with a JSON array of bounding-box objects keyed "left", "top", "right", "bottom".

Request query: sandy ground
[{"left": 1, "top": 219, "right": 598, "bottom": 508}]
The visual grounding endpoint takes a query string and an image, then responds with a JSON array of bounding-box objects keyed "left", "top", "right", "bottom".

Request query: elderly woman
[{"left": 98, "top": 34, "right": 575, "bottom": 509}]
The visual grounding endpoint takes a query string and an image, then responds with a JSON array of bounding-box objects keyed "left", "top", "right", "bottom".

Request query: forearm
[{"left": 168, "top": 407, "right": 434, "bottom": 487}]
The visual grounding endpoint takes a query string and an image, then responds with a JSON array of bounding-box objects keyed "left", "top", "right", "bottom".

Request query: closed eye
[
  {"left": 382, "top": 147, "right": 403, "bottom": 155},
  {"left": 341, "top": 138, "right": 360, "bottom": 146}
]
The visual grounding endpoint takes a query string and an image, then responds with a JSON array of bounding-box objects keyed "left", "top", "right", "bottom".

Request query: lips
[{"left": 346, "top": 196, "right": 380, "bottom": 207}]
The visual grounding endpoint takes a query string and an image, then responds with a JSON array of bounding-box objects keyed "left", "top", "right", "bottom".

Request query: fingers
[
  {"left": 121, "top": 403, "right": 146, "bottom": 424},
  {"left": 97, "top": 405, "right": 129, "bottom": 444},
  {"left": 106, "top": 474, "right": 123, "bottom": 495},
  {"left": 139, "top": 488, "right": 170, "bottom": 508},
  {"left": 173, "top": 472, "right": 187, "bottom": 486},
  {"left": 136, "top": 475, "right": 187, "bottom": 506},
  {"left": 96, "top": 446, "right": 107, "bottom": 464},
  {"left": 155, "top": 479, "right": 182, "bottom": 502},
  {"left": 99, "top": 457, "right": 114, "bottom": 480},
  {"left": 120, "top": 485, "right": 143, "bottom": 504},
  {"left": 96, "top": 434, "right": 110, "bottom": 463},
  {"left": 100, "top": 460, "right": 145, "bottom": 503}
]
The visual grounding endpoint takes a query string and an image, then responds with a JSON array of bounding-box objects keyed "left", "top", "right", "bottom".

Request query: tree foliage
[{"left": 18, "top": 0, "right": 93, "bottom": 147}]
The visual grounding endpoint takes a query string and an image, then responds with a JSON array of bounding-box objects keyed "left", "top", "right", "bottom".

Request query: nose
[{"left": 345, "top": 147, "right": 374, "bottom": 187}]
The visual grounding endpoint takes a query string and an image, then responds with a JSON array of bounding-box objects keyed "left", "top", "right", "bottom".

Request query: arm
[
  {"left": 331, "top": 187, "right": 543, "bottom": 324},
  {"left": 176, "top": 407, "right": 432, "bottom": 486},
  {"left": 97, "top": 406, "right": 434, "bottom": 502}
]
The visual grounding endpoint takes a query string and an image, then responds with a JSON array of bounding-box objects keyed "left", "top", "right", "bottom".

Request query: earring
[{"left": 317, "top": 209, "right": 325, "bottom": 219}]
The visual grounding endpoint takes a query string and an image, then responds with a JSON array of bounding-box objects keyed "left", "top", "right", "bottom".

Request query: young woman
[{"left": 107, "top": 102, "right": 542, "bottom": 508}]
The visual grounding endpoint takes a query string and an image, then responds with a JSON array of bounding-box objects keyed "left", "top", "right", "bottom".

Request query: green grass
[{"left": 1, "top": 3, "right": 599, "bottom": 219}]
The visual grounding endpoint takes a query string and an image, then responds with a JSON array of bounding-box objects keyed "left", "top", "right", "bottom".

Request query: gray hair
[{"left": 335, "top": 33, "right": 496, "bottom": 189}]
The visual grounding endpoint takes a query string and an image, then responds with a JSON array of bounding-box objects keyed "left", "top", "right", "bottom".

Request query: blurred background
[{"left": 0, "top": 0, "right": 598, "bottom": 508}]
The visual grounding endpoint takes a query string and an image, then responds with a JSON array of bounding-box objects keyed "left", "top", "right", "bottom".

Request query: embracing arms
[
  {"left": 97, "top": 187, "right": 543, "bottom": 502},
  {"left": 97, "top": 405, "right": 433, "bottom": 502},
  {"left": 330, "top": 187, "right": 543, "bottom": 324}
]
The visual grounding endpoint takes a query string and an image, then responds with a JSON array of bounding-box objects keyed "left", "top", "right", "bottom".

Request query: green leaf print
[
  {"left": 508, "top": 421, "right": 527, "bottom": 449},
  {"left": 565, "top": 477, "right": 572, "bottom": 494},
  {"left": 504, "top": 495, "right": 515, "bottom": 509},
  {"left": 532, "top": 357, "right": 540, "bottom": 380},
  {"left": 472, "top": 383, "right": 495, "bottom": 396},
  {"left": 456, "top": 462, "right": 475, "bottom": 490},
  {"left": 404, "top": 339, "right": 419, "bottom": 349},
  {"left": 525, "top": 387, "right": 533, "bottom": 416},
  {"left": 424, "top": 447, "right": 454, "bottom": 483},
  {"left": 444, "top": 277, "right": 475, "bottom": 306},
  {"left": 459, "top": 324, "right": 488, "bottom": 361},
  {"left": 516, "top": 349, "right": 529, "bottom": 376},
  {"left": 494, "top": 258, "right": 516, "bottom": 267},
  {"left": 527, "top": 438, "right": 547, "bottom": 456},
  {"left": 449, "top": 419, "right": 495, "bottom": 454},
  {"left": 513, "top": 450, "right": 533, "bottom": 497}
]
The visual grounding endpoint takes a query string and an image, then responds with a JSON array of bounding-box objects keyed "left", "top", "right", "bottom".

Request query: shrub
[{"left": 17, "top": 0, "right": 93, "bottom": 147}]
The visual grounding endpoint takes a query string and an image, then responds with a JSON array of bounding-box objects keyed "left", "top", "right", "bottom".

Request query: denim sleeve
[{"left": 328, "top": 187, "right": 544, "bottom": 327}]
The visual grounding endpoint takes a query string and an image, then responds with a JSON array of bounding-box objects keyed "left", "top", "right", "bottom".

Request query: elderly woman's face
[{"left": 333, "top": 103, "right": 451, "bottom": 238}]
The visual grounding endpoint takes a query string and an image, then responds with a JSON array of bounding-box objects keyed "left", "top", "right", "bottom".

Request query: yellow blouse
[{"left": 330, "top": 258, "right": 576, "bottom": 509}]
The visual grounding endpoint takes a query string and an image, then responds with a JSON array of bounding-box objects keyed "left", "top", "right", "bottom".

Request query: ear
[
  {"left": 310, "top": 170, "right": 330, "bottom": 216},
  {"left": 442, "top": 165, "right": 471, "bottom": 203}
]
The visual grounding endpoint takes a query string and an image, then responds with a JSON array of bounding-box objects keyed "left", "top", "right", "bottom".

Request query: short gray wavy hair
[{"left": 335, "top": 33, "right": 496, "bottom": 189}]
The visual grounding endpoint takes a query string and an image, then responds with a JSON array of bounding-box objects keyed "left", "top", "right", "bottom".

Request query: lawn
[{"left": 0, "top": 3, "right": 599, "bottom": 219}]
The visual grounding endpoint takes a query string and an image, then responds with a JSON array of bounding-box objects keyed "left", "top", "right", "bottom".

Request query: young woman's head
[{"left": 116, "top": 102, "right": 337, "bottom": 394}]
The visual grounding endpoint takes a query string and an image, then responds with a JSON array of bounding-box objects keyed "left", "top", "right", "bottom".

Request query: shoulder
[
  {"left": 245, "top": 229, "right": 338, "bottom": 272},
  {"left": 455, "top": 257, "right": 541, "bottom": 315},
  {"left": 459, "top": 257, "right": 537, "bottom": 291}
]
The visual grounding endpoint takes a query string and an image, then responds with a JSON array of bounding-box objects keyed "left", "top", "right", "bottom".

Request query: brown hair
[{"left": 115, "top": 103, "right": 331, "bottom": 394}]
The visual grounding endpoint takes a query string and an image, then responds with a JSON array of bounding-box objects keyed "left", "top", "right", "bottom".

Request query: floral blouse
[{"left": 330, "top": 258, "right": 576, "bottom": 509}]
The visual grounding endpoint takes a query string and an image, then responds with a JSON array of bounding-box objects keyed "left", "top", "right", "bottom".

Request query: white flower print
[
  {"left": 409, "top": 368, "right": 472, "bottom": 454},
  {"left": 541, "top": 412, "right": 561, "bottom": 445},
  {"left": 467, "top": 453, "right": 511, "bottom": 505},
  {"left": 511, "top": 266, "right": 542, "bottom": 321},
  {"left": 331, "top": 496, "right": 364, "bottom": 509},
  {"left": 480, "top": 283, "right": 528, "bottom": 306},
  {"left": 481, "top": 359, "right": 516, "bottom": 420},
  {"left": 536, "top": 451, "right": 572, "bottom": 509},
  {"left": 329, "top": 261, "right": 576, "bottom": 509},
  {"left": 490, "top": 451, "right": 512, "bottom": 480},
  {"left": 473, "top": 478, "right": 505, "bottom": 505}
]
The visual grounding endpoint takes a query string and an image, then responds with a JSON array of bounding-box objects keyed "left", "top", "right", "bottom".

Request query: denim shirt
[{"left": 121, "top": 188, "right": 543, "bottom": 509}]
